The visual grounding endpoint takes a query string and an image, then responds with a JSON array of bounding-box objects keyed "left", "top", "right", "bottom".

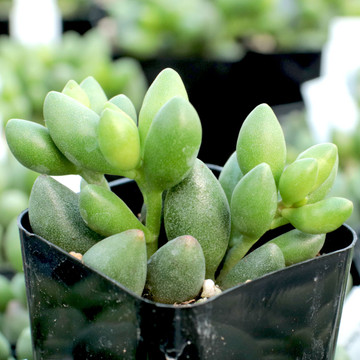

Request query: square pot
[{"left": 18, "top": 177, "right": 357, "bottom": 360}]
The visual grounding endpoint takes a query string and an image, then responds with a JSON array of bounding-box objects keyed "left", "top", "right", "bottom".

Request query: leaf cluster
[{"left": 5, "top": 68, "right": 353, "bottom": 304}]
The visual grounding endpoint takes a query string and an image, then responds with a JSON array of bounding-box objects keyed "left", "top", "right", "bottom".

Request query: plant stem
[
  {"left": 80, "top": 170, "right": 109, "bottom": 189},
  {"left": 216, "top": 235, "right": 258, "bottom": 283},
  {"left": 140, "top": 188, "right": 163, "bottom": 258},
  {"left": 117, "top": 169, "right": 138, "bottom": 180},
  {"left": 270, "top": 216, "right": 290, "bottom": 229},
  {"left": 270, "top": 202, "right": 290, "bottom": 229},
  {"left": 133, "top": 168, "right": 163, "bottom": 257}
]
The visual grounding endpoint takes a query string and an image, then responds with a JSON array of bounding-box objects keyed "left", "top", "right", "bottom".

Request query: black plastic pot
[{"left": 18, "top": 177, "right": 356, "bottom": 360}]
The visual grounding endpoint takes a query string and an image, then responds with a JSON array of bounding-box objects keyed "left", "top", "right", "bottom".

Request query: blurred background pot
[{"left": 17, "top": 176, "right": 357, "bottom": 360}]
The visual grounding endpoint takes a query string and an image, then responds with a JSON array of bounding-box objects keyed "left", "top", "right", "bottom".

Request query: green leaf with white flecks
[
  {"left": 80, "top": 76, "right": 108, "bottom": 114},
  {"left": 219, "top": 152, "right": 243, "bottom": 204},
  {"left": 297, "top": 143, "right": 338, "bottom": 193},
  {"left": 236, "top": 103, "right": 286, "bottom": 184},
  {"left": 268, "top": 229, "right": 325, "bottom": 266},
  {"left": 98, "top": 109, "right": 140, "bottom": 171},
  {"left": 79, "top": 184, "right": 151, "bottom": 241},
  {"left": 145, "top": 235, "right": 205, "bottom": 304},
  {"left": 83, "top": 230, "right": 147, "bottom": 296},
  {"left": 281, "top": 197, "right": 353, "bottom": 234},
  {"left": 62, "top": 79, "right": 90, "bottom": 107},
  {"left": 109, "top": 94, "right": 137, "bottom": 124},
  {"left": 279, "top": 158, "right": 318, "bottom": 206},
  {"left": 231, "top": 163, "right": 277, "bottom": 240},
  {"left": 5, "top": 119, "right": 78, "bottom": 175},
  {"left": 217, "top": 243, "right": 285, "bottom": 290},
  {"left": 29, "top": 175, "right": 102, "bottom": 254},
  {"left": 44, "top": 91, "right": 118, "bottom": 174},
  {"left": 138, "top": 68, "right": 188, "bottom": 152},
  {"left": 164, "top": 159, "right": 230, "bottom": 280},
  {"left": 143, "top": 96, "right": 201, "bottom": 191}
]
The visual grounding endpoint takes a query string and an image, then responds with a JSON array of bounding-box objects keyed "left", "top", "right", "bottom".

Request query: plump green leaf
[
  {"left": 98, "top": 108, "right": 140, "bottom": 171},
  {"left": 217, "top": 234, "right": 258, "bottom": 282},
  {"left": 217, "top": 243, "right": 285, "bottom": 290},
  {"left": 3, "top": 217, "right": 23, "bottom": 272},
  {"left": 164, "top": 159, "right": 230, "bottom": 279},
  {"left": 79, "top": 184, "right": 150, "bottom": 240},
  {"left": 297, "top": 143, "right": 338, "bottom": 193},
  {"left": 231, "top": 163, "right": 278, "bottom": 240},
  {"left": 143, "top": 96, "right": 201, "bottom": 191},
  {"left": 83, "top": 230, "right": 147, "bottom": 296},
  {"left": 0, "top": 275, "right": 13, "bottom": 312},
  {"left": 80, "top": 76, "right": 107, "bottom": 114},
  {"left": 219, "top": 152, "right": 243, "bottom": 203},
  {"left": 2, "top": 299, "right": 30, "bottom": 344},
  {"left": 0, "top": 189, "right": 28, "bottom": 228},
  {"left": 279, "top": 158, "right": 318, "bottom": 206},
  {"left": 236, "top": 104, "right": 286, "bottom": 184},
  {"left": 29, "top": 175, "right": 102, "bottom": 253},
  {"left": 281, "top": 197, "right": 353, "bottom": 234},
  {"left": 138, "top": 68, "right": 188, "bottom": 151},
  {"left": 15, "top": 327, "right": 33, "bottom": 360},
  {"left": 0, "top": 328, "right": 11, "bottom": 359},
  {"left": 62, "top": 79, "right": 90, "bottom": 107},
  {"left": 307, "top": 155, "right": 339, "bottom": 204},
  {"left": 268, "top": 229, "right": 325, "bottom": 265},
  {"left": 44, "top": 91, "right": 118, "bottom": 174},
  {"left": 5, "top": 119, "right": 78, "bottom": 175},
  {"left": 145, "top": 235, "right": 205, "bottom": 304},
  {"left": 109, "top": 94, "right": 137, "bottom": 124}
]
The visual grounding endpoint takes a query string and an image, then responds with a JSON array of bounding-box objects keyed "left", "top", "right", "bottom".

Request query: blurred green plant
[
  {"left": 95, "top": 0, "right": 360, "bottom": 58},
  {"left": 244, "top": 0, "right": 360, "bottom": 52},
  {"left": 95, "top": 0, "right": 244, "bottom": 60},
  {"left": 0, "top": 273, "right": 32, "bottom": 360},
  {"left": 0, "top": 144, "right": 37, "bottom": 273},
  {"left": 0, "top": 143, "right": 35, "bottom": 360},
  {"left": 57, "top": 0, "right": 93, "bottom": 19},
  {"left": 0, "top": 29, "right": 148, "bottom": 125}
]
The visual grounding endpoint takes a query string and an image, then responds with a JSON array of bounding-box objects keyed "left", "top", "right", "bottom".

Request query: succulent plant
[{"left": 5, "top": 68, "right": 353, "bottom": 305}]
